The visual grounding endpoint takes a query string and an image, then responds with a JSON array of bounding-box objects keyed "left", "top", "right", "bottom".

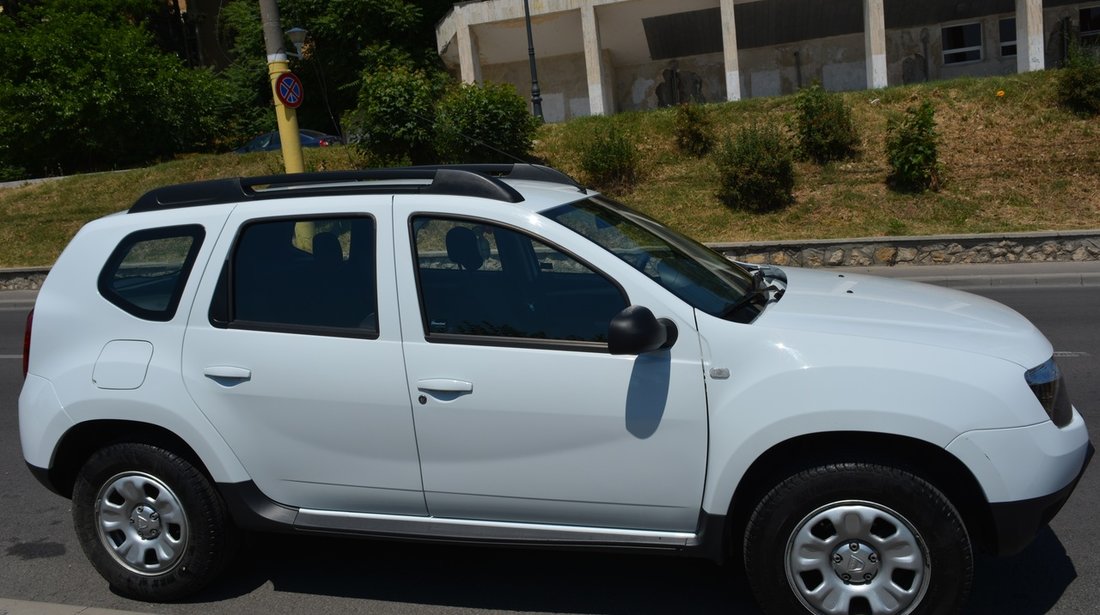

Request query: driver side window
[{"left": 412, "top": 216, "right": 628, "bottom": 345}]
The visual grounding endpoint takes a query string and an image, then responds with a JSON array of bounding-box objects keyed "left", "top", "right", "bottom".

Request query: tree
[{"left": 0, "top": 0, "right": 235, "bottom": 180}]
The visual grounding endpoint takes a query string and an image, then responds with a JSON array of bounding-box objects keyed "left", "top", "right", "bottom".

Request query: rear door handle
[
  {"left": 204, "top": 366, "right": 252, "bottom": 381},
  {"left": 417, "top": 378, "right": 473, "bottom": 393}
]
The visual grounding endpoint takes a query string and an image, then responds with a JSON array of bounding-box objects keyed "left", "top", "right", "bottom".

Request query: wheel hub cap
[
  {"left": 830, "top": 541, "right": 881, "bottom": 584},
  {"left": 785, "top": 501, "right": 930, "bottom": 615},
  {"left": 94, "top": 471, "right": 189, "bottom": 576},
  {"left": 129, "top": 505, "right": 163, "bottom": 540}
]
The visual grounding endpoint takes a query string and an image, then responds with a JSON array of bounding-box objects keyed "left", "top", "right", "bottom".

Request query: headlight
[{"left": 1025, "top": 357, "right": 1072, "bottom": 427}]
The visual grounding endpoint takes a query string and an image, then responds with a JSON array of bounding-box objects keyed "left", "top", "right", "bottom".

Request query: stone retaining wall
[
  {"left": 3, "top": 231, "right": 1099, "bottom": 291},
  {"left": 711, "top": 230, "right": 1100, "bottom": 268}
]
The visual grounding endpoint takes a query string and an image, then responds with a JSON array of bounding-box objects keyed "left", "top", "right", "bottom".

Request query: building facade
[{"left": 436, "top": 0, "right": 1100, "bottom": 122}]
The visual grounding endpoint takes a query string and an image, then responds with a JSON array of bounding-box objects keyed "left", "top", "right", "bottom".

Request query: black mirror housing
[{"left": 608, "top": 305, "right": 678, "bottom": 355}]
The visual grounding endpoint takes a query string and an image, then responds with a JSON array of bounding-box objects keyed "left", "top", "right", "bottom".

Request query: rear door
[{"left": 182, "top": 196, "right": 425, "bottom": 514}]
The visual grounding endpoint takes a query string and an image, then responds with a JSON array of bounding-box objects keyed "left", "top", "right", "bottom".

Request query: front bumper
[{"left": 988, "top": 442, "right": 1093, "bottom": 555}]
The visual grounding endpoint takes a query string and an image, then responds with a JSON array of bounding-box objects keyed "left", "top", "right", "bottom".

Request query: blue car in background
[{"left": 234, "top": 129, "right": 342, "bottom": 153}]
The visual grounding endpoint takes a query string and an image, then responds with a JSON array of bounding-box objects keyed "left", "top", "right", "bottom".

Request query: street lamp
[
  {"left": 285, "top": 26, "right": 308, "bottom": 59},
  {"left": 522, "top": 0, "right": 544, "bottom": 120}
]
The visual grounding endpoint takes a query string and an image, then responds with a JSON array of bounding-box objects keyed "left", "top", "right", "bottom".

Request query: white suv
[{"left": 20, "top": 165, "right": 1092, "bottom": 613}]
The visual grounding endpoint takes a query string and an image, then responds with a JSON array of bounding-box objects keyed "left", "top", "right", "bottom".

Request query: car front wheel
[
  {"left": 743, "top": 463, "right": 972, "bottom": 615},
  {"left": 72, "top": 442, "right": 238, "bottom": 601}
]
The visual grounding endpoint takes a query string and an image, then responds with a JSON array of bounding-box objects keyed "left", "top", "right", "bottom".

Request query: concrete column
[
  {"left": 456, "top": 9, "right": 483, "bottom": 85},
  {"left": 1016, "top": 0, "right": 1045, "bottom": 72},
  {"left": 720, "top": 0, "right": 741, "bottom": 101},
  {"left": 863, "top": 0, "right": 888, "bottom": 89},
  {"left": 581, "top": 4, "right": 612, "bottom": 115}
]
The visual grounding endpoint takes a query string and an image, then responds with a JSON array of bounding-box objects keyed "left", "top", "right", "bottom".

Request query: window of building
[
  {"left": 1000, "top": 18, "right": 1017, "bottom": 57},
  {"left": 1082, "top": 7, "right": 1100, "bottom": 35},
  {"left": 412, "top": 216, "right": 627, "bottom": 345},
  {"left": 99, "top": 225, "right": 205, "bottom": 321},
  {"left": 212, "top": 216, "right": 378, "bottom": 337},
  {"left": 942, "top": 23, "right": 983, "bottom": 65}
]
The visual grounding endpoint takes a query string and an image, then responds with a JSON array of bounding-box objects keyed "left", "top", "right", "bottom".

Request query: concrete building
[{"left": 436, "top": 0, "right": 1100, "bottom": 122}]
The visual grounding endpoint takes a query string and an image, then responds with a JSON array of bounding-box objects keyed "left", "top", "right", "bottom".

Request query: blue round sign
[{"left": 275, "top": 72, "right": 304, "bottom": 109}]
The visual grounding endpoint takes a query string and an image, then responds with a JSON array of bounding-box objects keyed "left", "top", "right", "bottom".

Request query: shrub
[
  {"left": 886, "top": 101, "right": 942, "bottom": 192},
  {"left": 344, "top": 65, "right": 446, "bottom": 165},
  {"left": 794, "top": 83, "right": 859, "bottom": 164},
  {"left": 714, "top": 124, "right": 795, "bottom": 213},
  {"left": 434, "top": 82, "right": 541, "bottom": 163},
  {"left": 1057, "top": 43, "right": 1100, "bottom": 116},
  {"left": 674, "top": 103, "right": 714, "bottom": 157},
  {"left": 579, "top": 124, "right": 639, "bottom": 193}
]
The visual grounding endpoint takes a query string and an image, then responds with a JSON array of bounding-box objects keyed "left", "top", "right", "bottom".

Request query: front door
[
  {"left": 394, "top": 204, "right": 708, "bottom": 532},
  {"left": 182, "top": 198, "right": 425, "bottom": 515}
]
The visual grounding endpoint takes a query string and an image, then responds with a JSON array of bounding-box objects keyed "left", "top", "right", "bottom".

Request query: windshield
[{"left": 544, "top": 196, "right": 759, "bottom": 320}]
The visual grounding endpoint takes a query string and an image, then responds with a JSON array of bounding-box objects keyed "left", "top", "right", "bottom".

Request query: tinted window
[
  {"left": 215, "top": 216, "right": 378, "bottom": 337},
  {"left": 99, "top": 225, "right": 205, "bottom": 321},
  {"left": 412, "top": 216, "right": 627, "bottom": 345}
]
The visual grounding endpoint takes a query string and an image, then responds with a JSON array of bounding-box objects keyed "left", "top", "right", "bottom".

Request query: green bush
[
  {"left": 579, "top": 124, "right": 639, "bottom": 193},
  {"left": 674, "top": 103, "right": 715, "bottom": 157},
  {"left": 1057, "top": 44, "right": 1100, "bottom": 116},
  {"left": 344, "top": 65, "right": 446, "bottom": 165},
  {"left": 886, "top": 101, "right": 942, "bottom": 192},
  {"left": 794, "top": 83, "right": 859, "bottom": 164},
  {"left": 434, "top": 82, "right": 541, "bottom": 163},
  {"left": 0, "top": 3, "right": 238, "bottom": 180},
  {"left": 714, "top": 124, "right": 795, "bottom": 213}
]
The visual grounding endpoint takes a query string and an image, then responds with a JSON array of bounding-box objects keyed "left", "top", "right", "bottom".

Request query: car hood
[{"left": 755, "top": 267, "right": 1051, "bottom": 367}]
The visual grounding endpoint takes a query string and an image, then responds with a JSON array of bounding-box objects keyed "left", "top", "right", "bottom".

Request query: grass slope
[{"left": 1, "top": 70, "right": 1097, "bottom": 268}]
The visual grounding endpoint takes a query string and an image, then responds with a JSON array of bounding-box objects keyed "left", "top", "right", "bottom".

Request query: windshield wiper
[{"left": 720, "top": 269, "right": 784, "bottom": 318}]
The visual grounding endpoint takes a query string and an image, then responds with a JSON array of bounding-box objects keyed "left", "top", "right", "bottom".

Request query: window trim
[
  {"left": 942, "top": 21, "right": 984, "bottom": 66},
  {"left": 408, "top": 213, "right": 630, "bottom": 352},
  {"left": 209, "top": 213, "right": 380, "bottom": 339},
  {"left": 98, "top": 224, "right": 205, "bottom": 322}
]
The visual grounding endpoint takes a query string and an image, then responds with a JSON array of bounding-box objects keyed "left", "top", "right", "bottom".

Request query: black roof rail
[{"left": 128, "top": 164, "right": 585, "bottom": 214}]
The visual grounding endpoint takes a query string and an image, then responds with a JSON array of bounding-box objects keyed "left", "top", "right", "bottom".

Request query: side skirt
[{"left": 219, "top": 480, "right": 728, "bottom": 562}]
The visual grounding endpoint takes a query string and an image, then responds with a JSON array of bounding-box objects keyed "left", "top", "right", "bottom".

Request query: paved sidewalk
[{"left": 0, "top": 599, "right": 156, "bottom": 615}]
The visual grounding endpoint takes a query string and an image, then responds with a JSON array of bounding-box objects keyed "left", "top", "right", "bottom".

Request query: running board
[{"left": 294, "top": 508, "right": 698, "bottom": 549}]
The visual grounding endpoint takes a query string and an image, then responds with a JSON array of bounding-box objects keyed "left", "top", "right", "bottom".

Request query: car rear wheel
[
  {"left": 72, "top": 443, "right": 238, "bottom": 601},
  {"left": 743, "top": 463, "right": 972, "bottom": 615}
]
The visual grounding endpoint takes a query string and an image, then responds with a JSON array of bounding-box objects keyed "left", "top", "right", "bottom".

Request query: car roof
[{"left": 128, "top": 165, "right": 590, "bottom": 214}]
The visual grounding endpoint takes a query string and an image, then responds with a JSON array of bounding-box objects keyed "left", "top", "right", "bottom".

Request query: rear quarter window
[{"left": 98, "top": 225, "right": 205, "bottom": 321}]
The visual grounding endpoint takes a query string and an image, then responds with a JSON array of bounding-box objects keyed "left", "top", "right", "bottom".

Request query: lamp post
[
  {"left": 523, "top": 0, "right": 544, "bottom": 120},
  {"left": 285, "top": 27, "right": 308, "bottom": 58}
]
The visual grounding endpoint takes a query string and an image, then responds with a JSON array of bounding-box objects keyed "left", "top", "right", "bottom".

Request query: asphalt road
[{"left": 0, "top": 281, "right": 1097, "bottom": 615}]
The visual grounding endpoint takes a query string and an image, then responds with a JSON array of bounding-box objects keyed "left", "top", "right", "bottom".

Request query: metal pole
[
  {"left": 523, "top": 0, "right": 544, "bottom": 120},
  {"left": 258, "top": 0, "right": 303, "bottom": 174}
]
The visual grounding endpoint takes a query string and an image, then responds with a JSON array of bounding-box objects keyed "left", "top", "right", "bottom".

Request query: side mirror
[{"left": 608, "top": 305, "right": 678, "bottom": 355}]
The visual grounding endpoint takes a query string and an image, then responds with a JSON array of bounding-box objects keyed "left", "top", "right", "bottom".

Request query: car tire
[
  {"left": 72, "top": 442, "right": 239, "bottom": 601},
  {"left": 743, "top": 463, "right": 972, "bottom": 615}
]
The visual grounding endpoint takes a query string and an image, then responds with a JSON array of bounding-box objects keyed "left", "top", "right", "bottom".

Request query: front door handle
[
  {"left": 204, "top": 366, "right": 252, "bottom": 381},
  {"left": 417, "top": 378, "right": 473, "bottom": 393}
]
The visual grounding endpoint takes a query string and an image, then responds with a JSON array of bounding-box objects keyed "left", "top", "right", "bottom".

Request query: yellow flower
[{"left": 996, "top": 90, "right": 1006, "bottom": 97}]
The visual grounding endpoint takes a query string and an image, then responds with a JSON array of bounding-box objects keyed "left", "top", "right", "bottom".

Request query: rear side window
[
  {"left": 209, "top": 216, "right": 378, "bottom": 338},
  {"left": 98, "top": 225, "right": 205, "bottom": 321}
]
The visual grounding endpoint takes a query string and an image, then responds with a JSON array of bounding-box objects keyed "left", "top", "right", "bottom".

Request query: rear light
[
  {"left": 22, "top": 309, "right": 33, "bottom": 379},
  {"left": 319, "top": 139, "right": 330, "bottom": 147}
]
